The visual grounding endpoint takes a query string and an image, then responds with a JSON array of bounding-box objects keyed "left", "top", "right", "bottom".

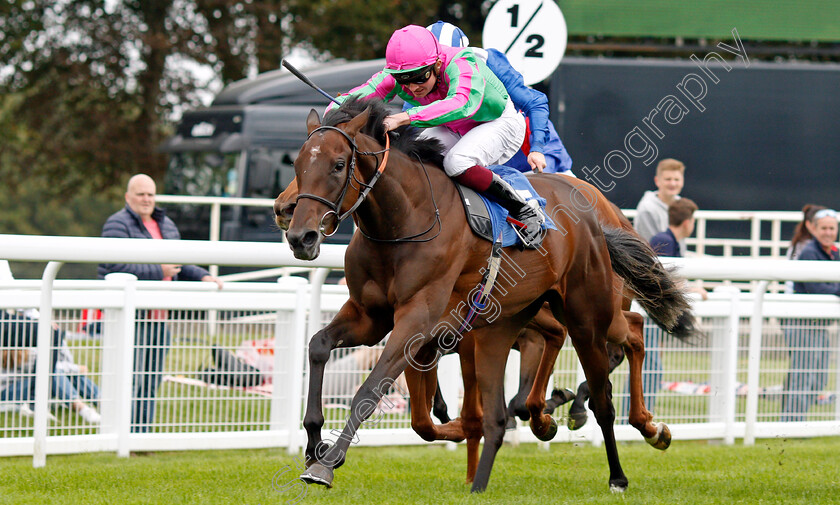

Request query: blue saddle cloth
[{"left": 459, "top": 165, "right": 557, "bottom": 247}]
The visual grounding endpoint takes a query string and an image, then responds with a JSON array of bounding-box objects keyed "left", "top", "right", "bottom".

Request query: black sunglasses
[{"left": 393, "top": 65, "right": 435, "bottom": 85}]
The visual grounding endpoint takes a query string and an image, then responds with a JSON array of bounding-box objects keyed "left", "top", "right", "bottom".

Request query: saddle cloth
[{"left": 455, "top": 165, "right": 557, "bottom": 247}]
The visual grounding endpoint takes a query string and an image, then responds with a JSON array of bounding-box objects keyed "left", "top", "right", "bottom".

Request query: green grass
[{"left": 3, "top": 438, "right": 840, "bottom": 504}]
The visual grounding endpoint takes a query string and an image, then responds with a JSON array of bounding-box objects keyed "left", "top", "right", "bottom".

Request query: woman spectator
[
  {"left": 781, "top": 207, "right": 839, "bottom": 421},
  {"left": 783, "top": 204, "right": 827, "bottom": 293}
]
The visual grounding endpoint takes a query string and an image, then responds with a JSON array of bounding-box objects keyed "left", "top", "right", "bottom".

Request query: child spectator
[{"left": 634, "top": 158, "right": 685, "bottom": 242}]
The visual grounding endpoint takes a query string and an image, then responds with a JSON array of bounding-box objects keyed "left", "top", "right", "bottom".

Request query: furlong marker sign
[{"left": 482, "top": 0, "right": 567, "bottom": 85}]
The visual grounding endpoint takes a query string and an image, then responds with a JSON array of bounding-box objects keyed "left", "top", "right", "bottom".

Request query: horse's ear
[
  {"left": 306, "top": 109, "right": 322, "bottom": 135},
  {"left": 343, "top": 106, "right": 371, "bottom": 139}
]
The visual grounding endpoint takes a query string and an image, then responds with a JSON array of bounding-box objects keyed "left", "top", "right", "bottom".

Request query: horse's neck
[{"left": 355, "top": 146, "right": 446, "bottom": 239}]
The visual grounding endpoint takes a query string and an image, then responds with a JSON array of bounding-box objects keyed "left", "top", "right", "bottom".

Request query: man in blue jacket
[
  {"left": 99, "top": 174, "right": 222, "bottom": 433},
  {"left": 424, "top": 21, "right": 573, "bottom": 175}
]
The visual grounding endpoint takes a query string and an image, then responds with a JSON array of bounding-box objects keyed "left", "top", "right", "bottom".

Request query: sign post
[{"left": 483, "top": 0, "right": 568, "bottom": 85}]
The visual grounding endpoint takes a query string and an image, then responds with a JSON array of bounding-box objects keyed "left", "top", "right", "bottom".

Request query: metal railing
[
  {"left": 155, "top": 194, "right": 807, "bottom": 259},
  {"left": 2, "top": 235, "right": 840, "bottom": 469}
]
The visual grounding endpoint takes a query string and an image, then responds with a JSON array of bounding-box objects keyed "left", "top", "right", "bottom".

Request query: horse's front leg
[
  {"left": 301, "top": 301, "right": 390, "bottom": 474},
  {"left": 469, "top": 322, "right": 523, "bottom": 493},
  {"left": 301, "top": 304, "right": 443, "bottom": 488},
  {"left": 404, "top": 356, "right": 467, "bottom": 443}
]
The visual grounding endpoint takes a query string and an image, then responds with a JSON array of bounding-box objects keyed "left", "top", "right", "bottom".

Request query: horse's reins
[
  {"left": 295, "top": 125, "right": 387, "bottom": 236},
  {"left": 359, "top": 153, "right": 441, "bottom": 244},
  {"left": 296, "top": 125, "right": 441, "bottom": 243}
]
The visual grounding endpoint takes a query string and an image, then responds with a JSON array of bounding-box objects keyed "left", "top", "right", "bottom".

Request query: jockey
[
  {"left": 424, "top": 21, "right": 573, "bottom": 175},
  {"left": 330, "top": 24, "right": 543, "bottom": 245}
]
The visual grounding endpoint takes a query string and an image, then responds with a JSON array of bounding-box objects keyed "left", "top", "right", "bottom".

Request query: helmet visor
[{"left": 392, "top": 64, "right": 435, "bottom": 85}]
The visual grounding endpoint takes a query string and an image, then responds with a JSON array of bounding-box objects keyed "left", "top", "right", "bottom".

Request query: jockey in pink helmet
[{"left": 331, "top": 24, "right": 542, "bottom": 245}]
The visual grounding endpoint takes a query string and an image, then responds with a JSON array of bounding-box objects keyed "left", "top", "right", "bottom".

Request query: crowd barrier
[{"left": 1, "top": 234, "right": 840, "bottom": 469}]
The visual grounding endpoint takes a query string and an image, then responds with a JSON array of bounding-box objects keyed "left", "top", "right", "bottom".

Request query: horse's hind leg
[
  {"left": 564, "top": 293, "right": 629, "bottom": 493},
  {"left": 507, "top": 328, "right": 543, "bottom": 423},
  {"left": 567, "top": 342, "right": 625, "bottom": 430},
  {"left": 432, "top": 380, "right": 451, "bottom": 424},
  {"left": 524, "top": 312, "right": 566, "bottom": 441},
  {"left": 623, "top": 310, "right": 672, "bottom": 449},
  {"left": 571, "top": 329, "right": 628, "bottom": 492}
]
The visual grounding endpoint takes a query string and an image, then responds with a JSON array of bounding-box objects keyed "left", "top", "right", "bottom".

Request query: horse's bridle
[
  {"left": 295, "top": 125, "right": 390, "bottom": 237},
  {"left": 295, "top": 125, "right": 443, "bottom": 243}
]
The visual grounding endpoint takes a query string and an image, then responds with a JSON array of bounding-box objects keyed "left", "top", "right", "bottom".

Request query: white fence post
[
  {"left": 504, "top": 350, "right": 521, "bottom": 447},
  {"left": 307, "top": 268, "right": 330, "bottom": 339},
  {"left": 285, "top": 282, "right": 309, "bottom": 454},
  {"left": 32, "top": 261, "right": 63, "bottom": 468},
  {"left": 102, "top": 273, "right": 138, "bottom": 458},
  {"left": 437, "top": 353, "right": 461, "bottom": 451},
  {"left": 272, "top": 276, "right": 307, "bottom": 435},
  {"left": 720, "top": 286, "right": 741, "bottom": 445},
  {"left": 708, "top": 300, "right": 728, "bottom": 422},
  {"left": 744, "top": 280, "right": 769, "bottom": 445}
]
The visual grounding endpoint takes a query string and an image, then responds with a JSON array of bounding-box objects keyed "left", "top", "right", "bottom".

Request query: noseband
[{"left": 296, "top": 125, "right": 389, "bottom": 236}]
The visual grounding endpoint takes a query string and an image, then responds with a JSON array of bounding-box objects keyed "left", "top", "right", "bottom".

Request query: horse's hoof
[
  {"left": 609, "top": 483, "right": 628, "bottom": 494},
  {"left": 644, "top": 422, "right": 672, "bottom": 450},
  {"left": 300, "top": 463, "right": 334, "bottom": 488},
  {"left": 567, "top": 410, "right": 588, "bottom": 431},
  {"left": 555, "top": 388, "right": 576, "bottom": 405},
  {"left": 505, "top": 416, "right": 517, "bottom": 431},
  {"left": 535, "top": 417, "right": 558, "bottom": 442}
]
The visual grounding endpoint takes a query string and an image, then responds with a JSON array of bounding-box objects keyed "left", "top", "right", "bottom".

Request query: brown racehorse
[
  {"left": 278, "top": 176, "right": 638, "bottom": 479},
  {"left": 276, "top": 97, "right": 697, "bottom": 493},
  {"left": 276, "top": 173, "right": 626, "bottom": 484}
]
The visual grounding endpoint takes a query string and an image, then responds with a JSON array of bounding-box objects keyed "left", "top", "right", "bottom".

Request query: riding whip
[{"left": 281, "top": 59, "right": 341, "bottom": 105}]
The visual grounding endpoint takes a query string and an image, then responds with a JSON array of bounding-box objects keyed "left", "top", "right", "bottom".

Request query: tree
[{"left": 0, "top": 0, "right": 478, "bottom": 244}]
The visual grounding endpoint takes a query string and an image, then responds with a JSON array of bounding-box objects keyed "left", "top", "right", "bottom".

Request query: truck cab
[{"left": 159, "top": 58, "right": 395, "bottom": 244}]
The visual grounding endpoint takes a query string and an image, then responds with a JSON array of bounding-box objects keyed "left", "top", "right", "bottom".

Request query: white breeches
[{"left": 417, "top": 99, "right": 525, "bottom": 177}]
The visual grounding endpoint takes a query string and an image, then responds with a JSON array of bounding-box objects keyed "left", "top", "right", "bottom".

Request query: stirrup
[{"left": 508, "top": 207, "right": 545, "bottom": 249}]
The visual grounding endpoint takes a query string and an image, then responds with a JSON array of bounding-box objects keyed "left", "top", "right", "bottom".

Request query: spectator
[
  {"left": 634, "top": 158, "right": 685, "bottom": 243},
  {"left": 52, "top": 333, "right": 101, "bottom": 423},
  {"left": 624, "top": 198, "right": 705, "bottom": 419},
  {"left": 0, "top": 312, "right": 100, "bottom": 423},
  {"left": 650, "top": 198, "right": 699, "bottom": 258},
  {"left": 98, "top": 174, "right": 223, "bottom": 433},
  {"left": 783, "top": 204, "right": 827, "bottom": 294},
  {"left": 0, "top": 347, "right": 43, "bottom": 419},
  {"left": 412, "top": 21, "right": 574, "bottom": 175},
  {"left": 781, "top": 207, "right": 839, "bottom": 422}
]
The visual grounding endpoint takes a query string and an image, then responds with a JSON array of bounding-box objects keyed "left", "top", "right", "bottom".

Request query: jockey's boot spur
[{"left": 485, "top": 173, "right": 545, "bottom": 248}]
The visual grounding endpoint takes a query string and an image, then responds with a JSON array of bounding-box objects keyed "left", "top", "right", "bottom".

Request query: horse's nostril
[
  {"left": 301, "top": 230, "right": 320, "bottom": 247},
  {"left": 287, "top": 228, "right": 320, "bottom": 250}
]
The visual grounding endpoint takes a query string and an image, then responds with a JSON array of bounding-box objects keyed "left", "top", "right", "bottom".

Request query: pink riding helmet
[{"left": 385, "top": 25, "right": 440, "bottom": 73}]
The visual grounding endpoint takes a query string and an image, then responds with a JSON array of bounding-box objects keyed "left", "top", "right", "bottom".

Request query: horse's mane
[{"left": 323, "top": 96, "right": 445, "bottom": 167}]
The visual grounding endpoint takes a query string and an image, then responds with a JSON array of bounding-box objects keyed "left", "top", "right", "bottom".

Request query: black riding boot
[{"left": 484, "top": 173, "right": 544, "bottom": 248}]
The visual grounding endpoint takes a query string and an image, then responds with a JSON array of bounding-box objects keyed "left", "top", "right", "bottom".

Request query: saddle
[
  {"left": 455, "top": 166, "right": 556, "bottom": 247},
  {"left": 455, "top": 184, "right": 494, "bottom": 242}
]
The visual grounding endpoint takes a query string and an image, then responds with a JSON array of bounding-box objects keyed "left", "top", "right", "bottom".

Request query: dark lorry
[
  {"left": 158, "top": 58, "right": 393, "bottom": 244},
  {"left": 160, "top": 56, "right": 840, "bottom": 253}
]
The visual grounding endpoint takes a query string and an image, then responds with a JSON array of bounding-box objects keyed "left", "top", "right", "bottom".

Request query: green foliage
[
  {"left": 0, "top": 0, "right": 490, "bottom": 241},
  {"left": 0, "top": 171, "right": 122, "bottom": 279},
  {"left": 3, "top": 439, "right": 840, "bottom": 504}
]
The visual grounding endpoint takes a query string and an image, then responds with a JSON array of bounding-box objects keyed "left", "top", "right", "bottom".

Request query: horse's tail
[{"left": 602, "top": 226, "right": 699, "bottom": 342}]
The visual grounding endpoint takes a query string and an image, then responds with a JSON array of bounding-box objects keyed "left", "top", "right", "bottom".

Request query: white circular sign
[{"left": 482, "top": 0, "right": 567, "bottom": 85}]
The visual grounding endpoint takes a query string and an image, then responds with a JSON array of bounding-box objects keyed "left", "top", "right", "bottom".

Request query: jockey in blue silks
[{"left": 421, "top": 21, "right": 574, "bottom": 176}]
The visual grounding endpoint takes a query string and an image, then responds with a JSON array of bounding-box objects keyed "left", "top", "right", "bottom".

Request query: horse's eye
[{"left": 334, "top": 159, "right": 346, "bottom": 172}]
